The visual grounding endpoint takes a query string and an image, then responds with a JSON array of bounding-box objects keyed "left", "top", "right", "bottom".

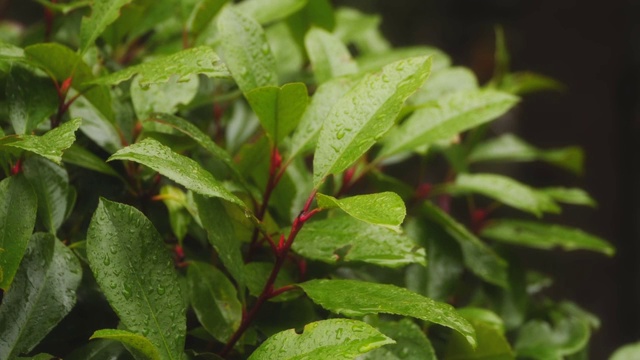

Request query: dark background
[{"left": 333, "top": 0, "right": 640, "bottom": 357}]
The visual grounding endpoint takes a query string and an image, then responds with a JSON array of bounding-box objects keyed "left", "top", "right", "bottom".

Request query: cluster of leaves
[{"left": 0, "top": 0, "right": 627, "bottom": 359}]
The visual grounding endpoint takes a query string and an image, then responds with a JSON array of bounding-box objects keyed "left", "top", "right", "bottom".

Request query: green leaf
[
  {"left": 446, "top": 173, "right": 560, "bottom": 217},
  {"left": 515, "top": 318, "right": 590, "bottom": 359},
  {"left": 235, "top": 0, "right": 308, "bottom": 25},
  {"left": 313, "top": 56, "right": 432, "bottom": 186},
  {"left": 186, "top": 0, "right": 229, "bottom": 39},
  {"left": 108, "top": 138, "right": 245, "bottom": 208},
  {"left": 288, "top": 77, "right": 354, "bottom": 160},
  {"left": 611, "top": 342, "right": 640, "bottom": 360},
  {"left": 217, "top": 6, "right": 278, "bottom": 94},
  {"left": 481, "top": 219, "right": 615, "bottom": 256},
  {"left": 246, "top": 83, "right": 309, "bottom": 143},
  {"left": 131, "top": 73, "right": 199, "bottom": 120},
  {"left": 86, "top": 199, "right": 186, "bottom": 360},
  {"left": 6, "top": 66, "right": 58, "bottom": 134},
  {"left": 316, "top": 192, "right": 405, "bottom": 231},
  {"left": 299, "top": 279, "right": 476, "bottom": 347},
  {"left": 421, "top": 202, "right": 508, "bottom": 288},
  {"left": 333, "top": 8, "right": 390, "bottom": 55},
  {"left": 62, "top": 144, "right": 121, "bottom": 179},
  {"left": 378, "top": 90, "right": 518, "bottom": 159},
  {"left": 22, "top": 156, "right": 71, "bottom": 233},
  {"left": 292, "top": 216, "right": 425, "bottom": 268},
  {"left": 359, "top": 319, "right": 436, "bottom": 360},
  {"left": 16, "top": 354, "right": 57, "bottom": 360},
  {"left": 0, "top": 233, "right": 82, "bottom": 358},
  {"left": 65, "top": 339, "right": 133, "bottom": 360},
  {"left": 248, "top": 319, "right": 393, "bottom": 360},
  {"left": 357, "top": 46, "right": 450, "bottom": 73},
  {"left": 499, "top": 72, "right": 564, "bottom": 95},
  {"left": 538, "top": 187, "right": 596, "bottom": 207},
  {"left": 468, "top": 134, "right": 584, "bottom": 175},
  {"left": 90, "top": 329, "right": 161, "bottom": 360},
  {"left": 445, "top": 308, "right": 514, "bottom": 360},
  {"left": 265, "top": 22, "right": 304, "bottom": 82},
  {"left": 24, "top": 43, "right": 113, "bottom": 121},
  {"left": 91, "top": 47, "right": 231, "bottom": 87},
  {"left": 34, "top": 0, "right": 91, "bottom": 14},
  {"left": 193, "top": 195, "right": 245, "bottom": 284},
  {"left": 69, "top": 94, "right": 122, "bottom": 153},
  {"left": 79, "top": 0, "right": 133, "bottom": 53},
  {"left": 4, "top": 118, "right": 82, "bottom": 164},
  {"left": 409, "top": 66, "right": 478, "bottom": 105},
  {"left": 187, "top": 261, "right": 242, "bottom": 342},
  {"left": 0, "top": 175, "right": 37, "bottom": 290},
  {"left": 305, "top": 26, "right": 358, "bottom": 84},
  {"left": 159, "top": 186, "right": 191, "bottom": 242}
]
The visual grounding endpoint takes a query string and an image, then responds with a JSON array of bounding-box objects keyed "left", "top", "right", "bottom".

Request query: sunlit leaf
[
  {"left": 5, "top": 118, "right": 81, "bottom": 164},
  {"left": 236, "top": 0, "right": 308, "bottom": 25},
  {"left": 90, "top": 329, "right": 161, "bottom": 360},
  {"left": 316, "top": 192, "right": 405, "bottom": 231}
]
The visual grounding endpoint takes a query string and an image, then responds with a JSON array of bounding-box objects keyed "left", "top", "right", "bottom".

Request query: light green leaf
[
  {"left": 91, "top": 47, "right": 230, "bottom": 87},
  {"left": 193, "top": 195, "right": 245, "bottom": 284},
  {"left": 65, "top": 339, "right": 132, "bottom": 360},
  {"left": 379, "top": 90, "right": 518, "bottom": 159},
  {"left": 299, "top": 279, "right": 476, "bottom": 347},
  {"left": 248, "top": 319, "right": 393, "bottom": 360},
  {"left": 217, "top": 6, "right": 277, "bottom": 94},
  {"left": 187, "top": 261, "right": 242, "bottom": 342},
  {"left": 186, "top": 0, "right": 229, "bottom": 39},
  {"left": 481, "top": 219, "right": 614, "bottom": 256},
  {"left": 22, "top": 156, "right": 71, "bottom": 233},
  {"left": 87, "top": 199, "right": 186, "bottom": 360},
  {"left": 0, "top": 41, "right": 25, "bottom": 62},
  {"left": 34, "top": 0, "right": 91, "bottom": 14},
  {"left": 499, "top": 72, "right": 564, "bottom": 95},
  {"left": 90, "top": 329, "right": 161, "bottom": 360},
  {"left": 611, "top": 342, "right": 640, "bottom": 360},
  {"left": 24, "top": 43, "right": 113, "bottom": 121},
  {"left": 79, "top": 0, "right": 133, "bottom": 53},
  {"left": 539, "top": 187, "right": 596, "bottom": 207},
  {"left": 445, "top": 308, "right": 514, "bottom": 360},
  {"left": 69, "top": 93, "right": 122, "bottom": 153},
  {"left": 6, "top": 66, "right": 58, "bottom": 135},
  {"left": 313, "top": 56, "right": 432, "bottom": 186},
  {"left": 0, "top": 233, "right": 82, "bottom": 358},
  {"left": 131, "top": 74, "right": 199, "bottom": 120},
  {"left": 246, "top": 83, "right": 309, "bottom": 143},
  {"left": 316, "top": 192, "right": 405, "bottom": 231},
  {"left": 159, "top": 186, "right": 191, "bottom": 242},
  {"left": 62, "top": 144, "right": 121, "bottom": 178},
  {"left": 292, "top": 216, "right": 425, "bottom": 268},
  {"left": 4, "top": 118, "right": 81, "bottom": 164},
  {"left": 468, "top": 134, "right": 584, "bottom": 175},
  {"left": 359, "top": 319, "right": 436, "bottom": 360},
  {"left": 422, "top": 202, "right": 508, "bottom": 288},
  {"left": 0, "top": 176, "right": 36, "bottom": 290},
  {"left": 108, "top": 138, "right": 245, "bottom": 208},
  {"left": 333, "top": 8, "right": 390, "bottom": 55},
  {"left": 447, "top": 173, "right": 560, "bottom": 216},
  {"left": 409, "top": 66, "right": 478, "bottom": 105},
  {"left": 288, "top": 77, "right": 354, "bottom": 160},
  {"left": 266, "top": 22, "right": 304, "bottom": 82},
  {"left": 515, "top": 318, "right": 590, "bottom": 360},
  {"left": 357, "top": 46, "right": 450, "bottom": 73},
  {"left": 305, "top": 26, "right": 357, "bottom": 84},
  {"left": 235, "top": 0, "right": 307, "bottom": 25}
]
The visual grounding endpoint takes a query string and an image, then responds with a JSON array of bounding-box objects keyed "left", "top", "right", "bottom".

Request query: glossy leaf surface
[
  {"left": 0, "top": 233, "right": 81, "bottom": 358},
  {"left": 109, "top": 138, "right": 245, "bottom": 207},
  {"left": 236, "top": 0, "right": 307, "bottom": 25},
  {"left": 445, "top": 308, "right": 514, "bottom": 360},
  {"left": 481, "top": 219, "right": 615, "bottom": 256},
  {"left": 316, "top": 192, "right": 406, "bottom": 231},
  {"left": 292, "top": 216, "right": 425, "bottom": 267},
  {"left": 6, "top": 66, "right": 58, "bottom": 134},
  {"left": 86, "top": 199, "right": 186, "bottom": 360},
  {"left": 90, "top": 329, "right": 161, "bottom": 360},
  {"left": 305, "top": 26, "right": 357, "bottom": 84},
  {"left": 515, "top": 318, "right": 590, "bottom": 359},
  {"left": 22, "top": 156, "right": 71, "bottom": 233},
  {"left": 246, "top": 83, "right": 308, "bottom": 143},
  {"left": 248, "top": 319, "right": 393, "bottom": 360},
  {"left": 79, "top": 0, "right": 133, "bottom": 53},
  {"left": 298, "top": 279, "right": 476, "bottom": 347},
  {"left": 313, "top": 56, "right": 431, "bottom": 186},
  {"left": 4, "top": 118, "right": 81, "bottom": 164},
  {"left": 360, "top": 319, "right": 436, "bottom": 360},
  {"left": 0, "top": 175, "right": 37, "bottom": 290}
]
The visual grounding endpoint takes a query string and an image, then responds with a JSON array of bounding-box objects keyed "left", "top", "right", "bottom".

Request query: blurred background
[{"left": 332, "top": 0, "right": 638, "bottom": 357}]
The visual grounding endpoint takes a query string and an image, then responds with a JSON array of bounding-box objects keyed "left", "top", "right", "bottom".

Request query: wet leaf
[
  {"left": 131, "top": 74, "right": 198, "bottom": 119},
  {"left": 186, "top": 0, "right": 229, "bottom": 39},
  {"left": 90, "top": 329, "right": 161, "bottom": 360},
  {"left": 299, "top": 279, "right": 476, "bottom": 347},
  {"left": 79, "top": 0, "right": 133, "bottom": 53},
  {"left": 5, "top": 118, "right": 81, "bottom": 164},
  {"left": 409, "top": 67, "right": 478, "bottom": 105},
  {"left": 313, "top": 56, "right": 431, "bottom": 186},
  {"left": 538, "top": 187, "right": 596, "bottom": 207},
  {"left": 515, "top": 317, "right": 590, "bottom": 359},
  {"left": 86, "top": 199, "right": 186, "bottom": 360},
  {"left": 445, "top": 308, "right": 514, "bottom": 360},
  {"left": 236, "top": 0, "right": 307, "bottom": 25},
  {"left": 6, "top": 66, "right": 58, "bottom": 134},
  {"left": 359, "top": 319, "right": 436, "bottom": 360},
  {"left": 62, "top": 144, "right": 121, "bottom": 179},
  {"left": 304, "top": 26, "right": 357, "bottom": 84},
  {"left": 316, "top": 192, "right": 406, "bottom": 231},
  {"left": 248, "top": 319, "right": 393, "bottom": 360}
]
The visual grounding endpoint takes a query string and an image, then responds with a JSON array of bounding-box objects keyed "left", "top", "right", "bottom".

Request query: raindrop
[
  {"left": 122, "top": 283, "right": 133, "bottom": 300},
  {"left": 261, "top": 43, "right": 270, "bottom": 55},
  {"left": 103, "top": 255, "right": 111, "bottom": 266},
  {"left": 109, "top": 281, "right": 117, "bottom": 289},
  {"left": 157, "top": 286, "right": 165, "bottom": 295},
  {"left": 109, "top": 245, "right": 117, "bottom": 254},
  {"left": 336, "top": 129, "right": 346, "bottom": 140}
]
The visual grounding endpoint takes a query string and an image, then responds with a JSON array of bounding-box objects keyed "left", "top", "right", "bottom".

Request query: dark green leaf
[
  {"left": 186, "top": 0, "right": 229, "bottom": 39},
  {"left": 246, "top": 83, "right": 309, "bottom": 143},
  {"left": 108, "top": 138, "right": 245, "bottom": 208},
  {"left": 65, "top": 339, "right": 133, "bottom": 360},
  {"left": 292, "top": 216, "right": 425, "bottom": 268},
  {"left": 378, "top": 90, "right": 518, "bottom": 159},
  {"left": 305, "top": 26, "right": 357, "bottom": 84},
  {"left": 422, "top": 202, "right": 508, "bottom": 288},
  {"left": 313, "top": 56, "right": 431, "bottom": 186},
  {"left": 187, "top": 261, "right": 242, "bottom": 342},
  {"left": 92, "top": 47, "right": 231, "bottom": 87},
  {"left": 0, "top": 175, "right": 37, "bottom": 290},
  {"left": 446, "top": 173, "right": 560, "bottom": 217},
  {"left": 298, "top": 279, "right": 476, "bottom": 347},
  {"left": 86, "top": 199, "right": 186, "bottom": 360},
  {"left": 499, "top": 72, "right": 564, "bottom": 95},
  {"left": 90, "top": 329, "right": 161, "bottom": 360},
  {"left": 515, "top": 318, "right": 590, "bottom": 360},
  {"left": 6, "top": 66, "right": 58, "bottom": 134},
  {"left": 217, "top": 7, "right": 278, "bottom": 94},
  {"left": 236, "top": 0, "right": 308, "bottom": 25},
  {"left": 244, "top": 262, "right": 298, "bottom": 302},
  {"left": 62, "top": 144, "right": 121, "bottom": 179},
  {"left": 22, "top": 156, "right": 71, "bottom": 233},
  {"left": 481, "top": 219, "right": 615, "bottom": 256},
  {"left": 0, "top": 233, "right": 81, "bottom": 358},
  {"left": 316, "top": 192, "right": 406, "bottom": 231},
  {"left": 360, "top": 319, "right": 436, "bottom": 360},
  {"left": 5, "top": 118, "right": 81, "bottom": 164},
  {"left": 79, "top": 0, "right": 133, "bottom": 53},
  {"left": 248, "top": 319, "right": 393, "bottom": 360}
]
